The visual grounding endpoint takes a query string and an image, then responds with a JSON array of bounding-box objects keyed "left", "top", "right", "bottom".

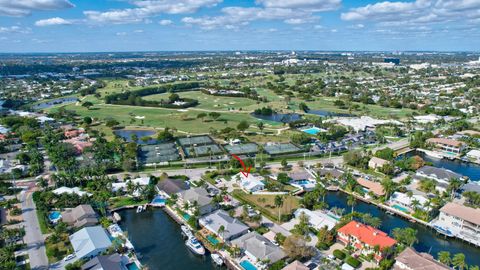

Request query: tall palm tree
[
  {"left": 274, "top": 195, "right": 284, "bottom": 222},
  {"left": 380, "top": 178, "right": 396, "bottom": 200},
  {"left": 452, "top": 253, "right": 466, "bottom": 270},
  {"left": 448, "top": 178, "right": 463, "bottom": 200},
  {"left": 347, "top": 194, "right": 356, "bottom": 214},
  {"left": 438, "top": 251, "right": 451, "bottom": 266}
]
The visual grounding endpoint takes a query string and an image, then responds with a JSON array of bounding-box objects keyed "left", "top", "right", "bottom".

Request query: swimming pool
[
  {"left": 240, "top": 260, "right": 257, "bottom": 270},
  {"left": 126, "top": 262, "right": 140, "bottom": 270},
  {"left": 151, "top": 196, "right": 166, "bottom": 205},
  {"left": 183, "top": 213, "right": 191, "bottom": 221},
  {"left": 392, "top": 204, "right": 409, "bottom": 213},
  {"left": 207, "top": 235, "right": 220, "bottom": 245},
  {"left": 48, "top": 211, "right": 61, "bottom": 222},
  {"left": 301, "top": 127, "right": 322, "bottom": 135}
]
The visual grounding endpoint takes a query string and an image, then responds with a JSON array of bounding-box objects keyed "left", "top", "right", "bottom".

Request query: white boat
[
  {"left": 136, "top": 205, "right": 145, "bottom": 213},
  {"left": 211, "top": 253, "right": 224, "bottom": 266},
  {"left": 181, "top": 225, "right": 193, "bottom": 238},
  {"left": 422, "top": 149, "right": 444, "bottom": 159},
  {"left": 185, "top": 237, "right": 205, "bottom": 256}
]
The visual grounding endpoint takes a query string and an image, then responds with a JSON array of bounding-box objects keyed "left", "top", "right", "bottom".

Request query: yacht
[
  {"left": 211, "top": 253, "right": 224, "bottom": 266},
  {"left": 423, "top": 149, "right": 444, "bottom": 159},
  {"left": 181, "top": 225, "right": 193, "bottom": 239},
  {"left": 185, "top": 237, "right": 205, "bottom": 256}
]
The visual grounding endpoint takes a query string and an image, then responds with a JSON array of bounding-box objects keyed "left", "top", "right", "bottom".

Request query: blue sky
[{"left": 0, "top": 0, "right": 479, "bottom": 52}]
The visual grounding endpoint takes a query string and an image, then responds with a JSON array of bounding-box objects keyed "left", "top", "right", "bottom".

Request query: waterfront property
[
  {"left": 69, "top": 226, "right": 112, "bottom": 260},
  {"left": 426, "top": 138, "right": 466, "bottom": 155},
  {"left": 356, "top": 178, "right": 385, "bottom": 197},
  {"left": 81, "top": 253, "right": 127, "bottom": 270},
  {"left": 176, "top": 187, "right": 216, "bottom": 216},
  {"left": 337, "top": 220, "right": 397, "bottom": 262},
  {"left": 231, "top": 231, "right": 285, "bottom": 266},
  {"left": 61, "top": 204, "right": 98, "bottom": 228},
  {"left": 155, "top": 178, "right": 190, "bottom": 197},
  {"left": 432, "top": 202, "right": 480, "bottom": 246},
  {"left": 415, "top": 166, "right": 465, "bottom": 192},
  {"left": 388, "top": 192, "right": 429, "bottom": 213},
  {"left": 393, "top": 247, "right": 450, "bottom": 270},
  {"left": 234, "top": 173, "right": 265, "bottom": 193},
  {"left": 198, "top": 209, "right": 249, "bottom": 241},
  {"left": 287, "top": 208, "right": 338, "bottom": 230}
]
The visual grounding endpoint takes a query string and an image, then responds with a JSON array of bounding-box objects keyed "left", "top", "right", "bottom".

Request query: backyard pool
[
  {"left": 48, "top": 211, "right": 62, "bottom": 223},
  {"left": 392, "top": 204, "right": 410, "bottom": 213},
  {"left": 207, "top": 235, "right": 220, "bottom": 245},
  {"left": 126, "top": 262, "right": 140, "bottom": 270},
  {"left": 151, "top": 196, "right": 166, "bottom": 206},
  {"left": 240, "top": 260, "right": 257, "bottom": 270}
]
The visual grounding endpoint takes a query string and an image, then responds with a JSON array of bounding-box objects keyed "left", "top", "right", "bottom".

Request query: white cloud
[
  {"left": 159, "top": 19, "right": 173, "bottom": 25},
  {"left": 0, "top": 25, "right": 31, "bottom": 33},
  {"left": 84, "top": 0, "right": 221, "bottom": 24},
  {"left": 341, "top": 0, "right": 480, "bottom": 27},
  {"left": 182, "top": 6, "right": 321, "bottom": 29},
  {"left": 116, "top": 32, "right": 127, "bottom": 36},
  {"left": 35, "top": 17, "right": 72, "bottom": 26},
  {"left": 256, "top": 0, "right": 341, "bottom": 11},
  {"left": 0, "top": 0, "right": 74, "bottom": 17}
]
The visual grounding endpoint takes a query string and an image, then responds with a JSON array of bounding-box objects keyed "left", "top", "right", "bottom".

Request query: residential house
[
  {"left": 53, "top": 186, "right": 92, "bottom": 197},
  {"left": 282, "top": 261, "right": 309, "bottom": 270},
  {"left": 388, "top": 192, "right": 429, "bottom": 212},
  {"left": 199, "top": 209, "right": 249, "bottom": 241},
  {"left": 356, "top": 178, "right": 385, "bottom": 197},
  {"left": 426, "top": 138, "right": 466, "bottom": 155},
  {"left": 231, "top": 231, "right": 285, "bottom": 264},
  {"left": 466, "top": 150, "right": 480, "bottom": 163},
  {"left": 69, "top": 226, "right": 112, "bottom": 259},
  {"left": 81, "top": 253, "right": 127, "bottom": 270},
  {"left": 434, "top": 203, "right": 480, "bottom": 241},
  {"left": 234, "top": 172, "right": 265, "bottom": 193},
  {"left": 177, "top": 187, "right": 216, "bottom": 216},
  {"left": 292, "top": 208, "right": 339, "bottom": 230},
  {"left": 368, "top": 157, "right": 390, "bottom": 170},
  {"left": 337, "top": 221, "right": 396, "bottom": 262},
  {"left": 415, "top": 166, "right": 464, "bottom": 192},
  {"left": 155, "top": 178, "right": 189, "bottom": 197},
  {"left": 393, "top": 247, "right": 450, "bottom": 270},
  {"left": 62, "top": 204, "right": 98, "bottom": 228}
]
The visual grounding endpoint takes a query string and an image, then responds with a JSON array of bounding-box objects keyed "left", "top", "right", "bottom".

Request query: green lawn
[{"left": 232, "top": 190, "right": 300, "bottom": 222}]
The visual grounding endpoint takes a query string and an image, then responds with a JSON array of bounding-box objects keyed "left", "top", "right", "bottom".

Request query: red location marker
[{"left": 232, "top": 154, "right": 252, "bottom": 178}]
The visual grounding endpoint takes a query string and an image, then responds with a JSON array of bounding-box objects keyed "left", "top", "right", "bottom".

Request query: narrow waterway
[
  {"left": 401, "top": 150, "right": 480, "bottom": 181},
  {"left": 118, "top": 209, "right": 219, "bottom": 270},
  {"left": 325, "top": 192, "right": 480, "bottom": 267}
]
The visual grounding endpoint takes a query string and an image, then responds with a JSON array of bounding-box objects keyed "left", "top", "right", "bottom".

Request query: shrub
[
  {"left": 346, "top": 256, "right": 361, "bottom": 268},
  {"left": 333, "top": 249, "right": 346, "bottom": 260}
]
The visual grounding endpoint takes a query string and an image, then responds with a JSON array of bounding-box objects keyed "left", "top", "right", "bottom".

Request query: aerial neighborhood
[{"left": 1, "top": 50, "right": 479, "bottom": 270}]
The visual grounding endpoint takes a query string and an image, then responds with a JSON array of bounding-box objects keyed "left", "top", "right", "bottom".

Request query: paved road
[{"left": 20, "top": 189, "right": 49, "bottom": 270}]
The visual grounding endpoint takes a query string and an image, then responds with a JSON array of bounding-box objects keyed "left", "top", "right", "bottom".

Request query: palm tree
[
  {"left": 448, "top": 178, "right": 462, "bottom": 200},
  {"left": 411, "top": 199, "right": 420, "bottom": 211},
  {"left": 470, "top": 266, "right": 479, "bottom": 270},
  {"left": 452, "top": 253, "right": 466, "bottom": 270},
  {"left": 380, "top": 178, "right": 396, "bottom": 200},
  {"left": 347, "top": 194, "right": 356, "bottom": 214},
  {"left": 274, "top": 195, "right": 284, "bottom": 222},
  {"left": 438, "top": 251, "right": 451, "bottom": 266},
  {"left": 218, "top": 225, "right": 226, "bottom": 241}
]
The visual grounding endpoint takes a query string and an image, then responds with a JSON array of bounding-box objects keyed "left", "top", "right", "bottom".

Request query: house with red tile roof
[
  {"left": 356, "top": 178, "right": 385, "bottom": 197},
  {"left": 337, "top": 221, "right": 396, "bottom": 262}
]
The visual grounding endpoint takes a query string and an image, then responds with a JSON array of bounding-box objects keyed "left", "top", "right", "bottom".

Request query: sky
[{"left": 0, "top": 0, "right": 479, "bottom": 52}]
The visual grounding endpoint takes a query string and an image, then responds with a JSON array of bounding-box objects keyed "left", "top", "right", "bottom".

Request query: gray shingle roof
[
  {"left": 69, "top": 226, "right": 112, "bottom": 259},
  {"left": 178, "top": 187, "right": 212, "bottom": 207},
  {"left": 82, "top": 253, "right": 123, "bottom": 270},
  {"left": 231, "top": 232, "right": 285, "bottom": 263},
  {"left": 199, "top": 210, "right": 249, "bottom": 240},
  {"left": 416, "top": 166, "right": 462, "bottom": 181}
]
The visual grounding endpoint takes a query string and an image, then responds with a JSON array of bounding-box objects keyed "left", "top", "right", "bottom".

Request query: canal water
[
  {"left": 401, "top": 150, "right": 480, "bottom": 181},
  {"left": 118, "top": 209, "right": 218, "bottom": 270},
  {"left": 325, "top": 192, "right": 480, "bottom": 267}
]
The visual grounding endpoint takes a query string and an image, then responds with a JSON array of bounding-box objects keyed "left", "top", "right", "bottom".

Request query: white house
[
  {"left": 388, "top": 192, "right": 429, "bottom": 212},
  {"left": 53, "top": 186, "right": 92, "bottom": 197},
  {"left": 466, "top": 149, "right": 480, "bottom": 163},
  {"left": 234, "top": 172, "right": 265, "bottom": 193},
  {"left": 69, "top": 226, "right": 112, "bottom": 259},
  {"left": 293, "top": 208, "right": 339, "bottom": 230}
]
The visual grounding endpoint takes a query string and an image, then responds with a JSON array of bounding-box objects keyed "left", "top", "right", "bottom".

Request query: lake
[
  {"left": 251, "top": 112, "right": 302, "bottom": 123},
  {"left": 325, "top": 191, "right": 480, "bottom": 267},
  {"left": 113, "top": 129, "right": 157, "bottom": 145},
  {"left": 400, "top": 150, "right": 480, "bottom": 181},
  {"left": 32, "top": 97, "right": 78, "bottom": 110},
  {"left": 118, "top": 209, "right": 220, "bottom": 270},
  {"left": 306, "top": 109, "right": 353, "bottom": 117}
]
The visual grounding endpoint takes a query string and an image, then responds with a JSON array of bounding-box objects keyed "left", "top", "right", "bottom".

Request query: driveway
[{"left": 20, "top": 189, "right": 49, "bottom": 270}]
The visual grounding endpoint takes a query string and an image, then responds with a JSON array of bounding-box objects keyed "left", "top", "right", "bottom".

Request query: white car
[{"left": 63, "top": 254, "right": 75, "bottom": 261}]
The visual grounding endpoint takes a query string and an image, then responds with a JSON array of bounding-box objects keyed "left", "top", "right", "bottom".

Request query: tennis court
[
  {"left": 224, "top": 143, "right": 258, "bottom": 155},
  {"left": 177, "top": 135, "right": 214, "bottom": 147},
  {"left": 264, "top": 143, "right": 302, "bottom": 155},
  {"left": 183, "top": 144, "right": 223, "bottom": 158},
  {"left": 138, "top": 143, "right": 181, "bottom": 164}
]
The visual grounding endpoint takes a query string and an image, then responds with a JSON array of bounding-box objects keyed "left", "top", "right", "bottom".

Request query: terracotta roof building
[
  {"left": 393, "top": 247, "right": 451, "bottom": 270},
  {"left": 426, "top": 138, "right": 465, "bottom": 154},
  {"left": 356, "top": 178, "right": 385, "bottom": 197},
  {"left": 337, "top": 221, "right": 396, "bottom": 262}
]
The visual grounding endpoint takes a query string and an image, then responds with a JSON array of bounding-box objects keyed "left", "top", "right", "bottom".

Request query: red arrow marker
[{"left": 232, "top": 154, "right": 252, "bottom": 178}]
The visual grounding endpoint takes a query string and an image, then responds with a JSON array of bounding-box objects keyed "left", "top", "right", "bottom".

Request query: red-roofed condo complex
[{"left": 337, "top": 221, "right": 396, "bottom": 262}]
